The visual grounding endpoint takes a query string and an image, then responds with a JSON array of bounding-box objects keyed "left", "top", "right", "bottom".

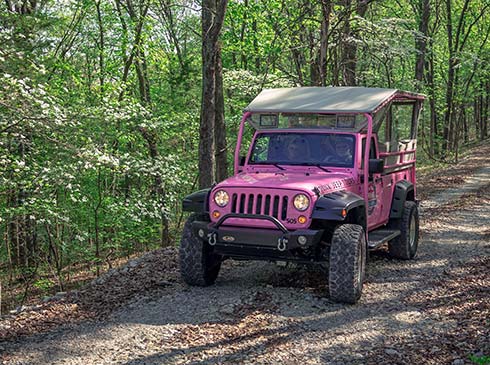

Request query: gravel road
[{"left": 2, "top": 166, "right": 489, "bottom": 365}]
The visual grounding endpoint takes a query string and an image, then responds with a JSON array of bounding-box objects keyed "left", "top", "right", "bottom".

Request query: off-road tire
[
  {"left": 388, "top": 201, "right": 419, "bottom": 260},
  {"left": 329, "top": 224, "right": 366, "bottom": 304},
  {"left": 179, "top": 213, "right": 222, "bottom": 286}
]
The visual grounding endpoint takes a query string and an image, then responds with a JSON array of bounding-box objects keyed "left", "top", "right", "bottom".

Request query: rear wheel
[
  {"left": 179, "top": 213, "right": 222, "bottom": 286},
  {"left": 329, "top": 224, "right": 366, "bottom": 304},
  {"left": 388, "top": 201, "right": 419, "bottom": 260}
]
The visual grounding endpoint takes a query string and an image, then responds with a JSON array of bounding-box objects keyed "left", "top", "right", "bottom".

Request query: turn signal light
[
  {"left": 212, "top": 211, "right": 221, "bottom": 219},
  {"left": 341, "top": 209, "right": 347, "bottom": 218},
  {"left": 298, "top": 215, "right": 307, "bottom": 224}
]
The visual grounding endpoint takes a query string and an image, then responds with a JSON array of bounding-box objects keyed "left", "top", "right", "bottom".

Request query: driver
[{"left": 287, "top": 137, "right": 310, "bottom": 162}]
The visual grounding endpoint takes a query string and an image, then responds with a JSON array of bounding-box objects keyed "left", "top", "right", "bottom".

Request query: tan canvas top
[{"left": 244, "top": 87, "right": 422, "bottom": 114}]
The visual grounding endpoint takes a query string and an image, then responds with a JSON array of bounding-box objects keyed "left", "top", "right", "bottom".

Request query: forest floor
[{"left": 1, "top": 142, "right": 490, "bottom": 365}]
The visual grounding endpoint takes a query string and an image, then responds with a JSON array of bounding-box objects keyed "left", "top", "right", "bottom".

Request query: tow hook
[
  {"left": 207, "top": 232, "right": 217, "bottom": 246},
  {"left": 277, "top": 237, "right": 288, "bottom": 252}
]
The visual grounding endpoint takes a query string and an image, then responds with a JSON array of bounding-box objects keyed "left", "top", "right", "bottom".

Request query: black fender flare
[
  {"left": 182, "top": 189, "right": 210, "bottom": 213},
  {"left": 390, "top": 180, "right": 414, "bottom": 219},
  {"left": 312, "top": 191, "right": 366, "bottom": 229}
]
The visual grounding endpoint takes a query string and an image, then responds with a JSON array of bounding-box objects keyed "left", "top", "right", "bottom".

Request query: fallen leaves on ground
[
  {"left": 365, "top": 256, "right": 490, "bottom": 365},
  {"left": 0, "top": 247, "right": 179, "bottom": 342}
]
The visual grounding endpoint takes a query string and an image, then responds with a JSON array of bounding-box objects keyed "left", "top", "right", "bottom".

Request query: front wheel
[
  {"left": 388, "top": 201, "right": 419, "bottom": 260},
  {"left": 179, "top": 213, "right": 222, "bottom": 286},
  {"left": 328, "top": 224, "right": 366, "bottom": 304}
]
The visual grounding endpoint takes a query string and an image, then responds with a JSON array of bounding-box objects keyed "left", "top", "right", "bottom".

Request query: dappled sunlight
[{"left": 396, "top": 257, "right": 449, "bottom": 271}]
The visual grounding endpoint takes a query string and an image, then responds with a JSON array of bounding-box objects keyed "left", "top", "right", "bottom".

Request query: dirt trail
[
  {"left": 1, "top": 157, "right": 490, "bottom": 364},
  {"left": 420, "top": 165, "right": 490, "bottom": 209}
]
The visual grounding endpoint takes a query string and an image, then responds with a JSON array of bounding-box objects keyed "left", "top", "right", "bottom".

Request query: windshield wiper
[
  {"left": 271, "top": 163, "right": 285, "bottom": 170},
  {"left": 252, "top": 161, "right": 286, "bottom": 170},
  {"left": 302, "top": 163, "right": 331, "bottom": 173}
]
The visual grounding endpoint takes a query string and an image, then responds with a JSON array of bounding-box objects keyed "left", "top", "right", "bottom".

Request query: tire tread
[
  {"left": 179, "top": 213, "right": 221, "bottom": 286},
  {"left": 329, "top": 224, "right": 366, "bottom": 304},
  {"left": 388, "top": 201, "right": 419, "bottom": 260}
]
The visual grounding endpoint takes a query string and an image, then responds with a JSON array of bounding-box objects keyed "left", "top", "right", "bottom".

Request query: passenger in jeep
[
  {"left": 324, "top": 136, "right": 353, "bottom": 165},
  {"left": 335, "top": 137, "right": 353, "bottom": 162}
]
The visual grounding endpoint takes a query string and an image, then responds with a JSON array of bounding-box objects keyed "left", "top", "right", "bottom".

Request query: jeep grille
[{"left": 231, "top": 193, "right": 289, "bottom": 221}]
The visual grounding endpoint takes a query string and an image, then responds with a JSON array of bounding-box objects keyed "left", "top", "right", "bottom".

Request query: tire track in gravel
[
  {"left": 420, "top": 165, "right": 490, "bottom": 210},
  {"left": 2, "top": 171, "right": 490, "bottom": 365}
]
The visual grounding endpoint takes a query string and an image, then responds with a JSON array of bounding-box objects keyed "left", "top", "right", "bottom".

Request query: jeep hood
[{"left": 217, "top": 171, "right": 357, "bottom": 196}]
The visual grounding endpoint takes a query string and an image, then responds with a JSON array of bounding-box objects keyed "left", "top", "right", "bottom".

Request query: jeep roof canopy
[{"left": 244, "top": 86, "right": 424, "bottom": 114}]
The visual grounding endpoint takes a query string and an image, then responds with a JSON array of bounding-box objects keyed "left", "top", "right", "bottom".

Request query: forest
[{"left": 1, "top": 0, "right": 489, "bottom": 308}]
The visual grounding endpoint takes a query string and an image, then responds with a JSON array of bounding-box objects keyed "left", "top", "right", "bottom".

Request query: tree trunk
[
  {"left": 135, "top": 54, "right": 151, "bottom": 105},
  {"left": 484, "top": 80, "right": 489, "bottom": 139},
  {"left": 199, "top": 0, "right": 228, "bottom": 189},
  {"left": 462, "top": 107, "right": 468, "bottom": 143},
  {"left": 474, "top": 97, "right": 480, "bottom": 140},
  {"left": 292, "top": 48, "right": 304, "bottom": 86},
  {"left": 340, "top": 0, "right": 368, "bottom": 86},
  {"left": 427, "top": 36, "right": 437, "bottom": 156},
  {"left": 95, "top": 0, "right": 105, "bottom": 95},
  {"left": 199, "top": 9, "right": 217, "bottom": 188},
  {"left": 318, "top": 0, "right": 331, "bottom": 86},
  {"left": 442, "top": 0, "right": 454, "bottom": 154},
  {"left": 252, "top": 19, "right": 260, "bottom": 71},
  {"left": 414, "top": 0, "right": 430, "bottom": 90},
  {"left": 340, "top": 0, "right": 354, "bottom": 85},
  {"left": 239, "top": 0, "right": 248, "bottom": 69}
]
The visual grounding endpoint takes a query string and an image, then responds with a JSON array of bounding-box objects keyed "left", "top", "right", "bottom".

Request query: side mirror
[
  {"left": 239, "top": 155, "right": 246, "bottom": 166},
  {"left": 368, "top": 158, "right": 384, "bottom": 174}
]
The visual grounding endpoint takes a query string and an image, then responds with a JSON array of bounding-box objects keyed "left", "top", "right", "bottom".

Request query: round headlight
[
  {"left": 214, "top": 190, "right": 229, "bottom": 207},
  {"left": 293, "top": 194, "right": 310, "bottom": 211}
]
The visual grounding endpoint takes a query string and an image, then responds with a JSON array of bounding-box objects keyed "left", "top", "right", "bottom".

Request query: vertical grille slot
[
  {"left": 281, "top": 196, "right": 288, "bottom": 220},
  {"left": 264, "top": 195, "right": 271, "bottom": 215},
  {"left": 247, "top": 194, "right": 254, "bottom": 214},
  {"left": 231, "top": 193, "right": 238, "bottom": 213},
  {"left": 255, "top": 194, "right": 262, "bottom": 214},
  {"left": 239, "top": 193, "right": 246, "bottom": 213},
  {"left": 244, "top": 194, "right": 250, "bottom": 214},
  {"left": 277, "top": 195, "right": 283, "bottom": 220},
  {"left": 272, "top": 196, "right": 280, "bottom": 218}
]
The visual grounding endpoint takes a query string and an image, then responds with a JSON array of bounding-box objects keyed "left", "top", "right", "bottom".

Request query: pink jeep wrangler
[{"left": 180, "top": 87, "right": 425, "bottom": 303}]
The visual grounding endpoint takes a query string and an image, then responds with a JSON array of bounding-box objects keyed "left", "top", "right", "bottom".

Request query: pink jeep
[{"left": 180, "top": 87, "right": 425, "bottom": 303}]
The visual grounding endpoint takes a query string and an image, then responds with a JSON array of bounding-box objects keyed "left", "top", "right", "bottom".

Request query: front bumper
[{"left": 192, "top": 213, "right": 323, "bottom": 259}]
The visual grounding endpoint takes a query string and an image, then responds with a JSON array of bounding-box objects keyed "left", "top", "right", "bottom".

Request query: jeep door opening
[{"left": 180, "top": 86, "right": 425, "bottom": 304}]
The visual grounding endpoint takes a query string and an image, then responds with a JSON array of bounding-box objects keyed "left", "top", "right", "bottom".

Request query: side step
[{"left": 368, "top": 229, "right": 400, "bottom": 250}]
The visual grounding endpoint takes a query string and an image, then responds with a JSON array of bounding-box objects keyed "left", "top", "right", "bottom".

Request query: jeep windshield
[{"left": 248, "top": 132, "right": 355, "bottom": 168}]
